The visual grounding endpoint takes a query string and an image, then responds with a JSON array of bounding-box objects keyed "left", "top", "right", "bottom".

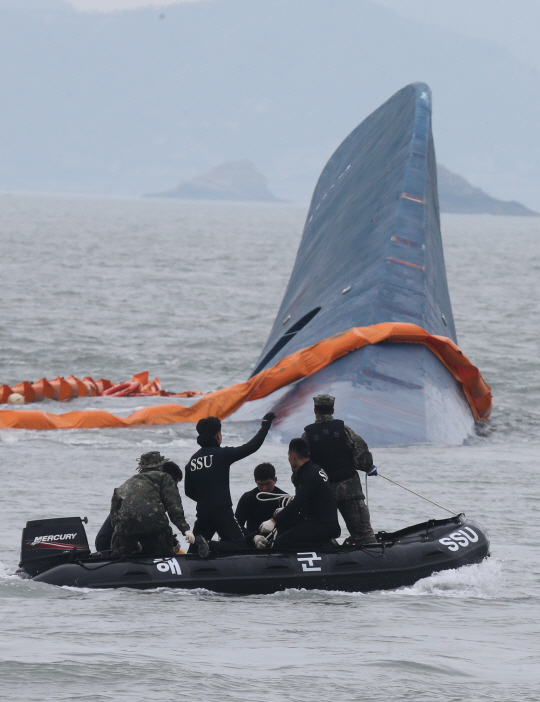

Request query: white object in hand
[
  {"left": 259, "top": 519, "right": 275, "bottom": 535},
  {"left": 253, "top": 535, "right": 269, "bottom": 549}
]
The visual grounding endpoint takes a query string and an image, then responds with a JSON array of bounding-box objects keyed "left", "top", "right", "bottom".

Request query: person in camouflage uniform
[
  {"left": 302, "top": 395, "right": 377, "bottom": 544},
  {"left": 110, "top": 451, "right": 194, "bottom": 556}
]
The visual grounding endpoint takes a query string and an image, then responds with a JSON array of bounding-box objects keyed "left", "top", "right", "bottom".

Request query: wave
[{"left": 392, "top": 558, "right": 503, "bottom": 598}]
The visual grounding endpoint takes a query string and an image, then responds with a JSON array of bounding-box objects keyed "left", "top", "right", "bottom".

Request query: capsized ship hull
[{"left": 231, "top": 83, "right": 475, "bottom": 445}]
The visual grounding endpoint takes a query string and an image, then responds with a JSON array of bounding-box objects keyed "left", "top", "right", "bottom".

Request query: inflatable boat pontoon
[{"left": 19, "top": 514, "right": 489, "bottom": 594}]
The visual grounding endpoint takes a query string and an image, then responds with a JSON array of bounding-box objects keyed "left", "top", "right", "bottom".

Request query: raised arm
[{"left": 223, "top": 413, "right": 276, "bottom": 463}]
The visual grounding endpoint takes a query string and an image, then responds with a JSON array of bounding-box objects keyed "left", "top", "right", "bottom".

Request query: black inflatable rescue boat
[{"left": 18, "top": 514, "right": 489, "bottom": 594}]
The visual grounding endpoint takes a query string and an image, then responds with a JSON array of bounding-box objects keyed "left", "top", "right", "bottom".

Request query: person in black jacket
[
  {"left": 259, "top": 438, "right": 341, "bottom": 550},
  {"left": 302, "top": 394, "right": 377, "bottom": 544},
  {"left": 235, "top": 463, "right": 288, "bottom": 547},
  {"left": 185, "top": 413, "right": 275, "bottom": 548}
]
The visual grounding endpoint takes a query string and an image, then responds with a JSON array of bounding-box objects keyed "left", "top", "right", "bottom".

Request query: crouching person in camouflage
[
  {"left": 302, "top": 395, "right": 377, "bottom": 545},
  {"left": 110, "top": 451, "right": 198, "bottom": 556}
]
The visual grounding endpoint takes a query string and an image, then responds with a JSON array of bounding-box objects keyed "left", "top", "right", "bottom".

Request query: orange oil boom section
[
  {"left": 0, "top": 323, "right": 491, "bottom": 431},
  {"left": 0, "top": 371, "right": 201, "bottom": 404}
]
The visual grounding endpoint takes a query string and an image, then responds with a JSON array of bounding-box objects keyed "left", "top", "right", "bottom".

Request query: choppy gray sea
[{"left": 0, "top": 193, "right": 539, "bottom": 702}]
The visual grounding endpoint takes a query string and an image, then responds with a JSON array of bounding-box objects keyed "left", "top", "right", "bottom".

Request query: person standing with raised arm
[{"left": 185, "top": 413, "right": 276, "bottom": 548}]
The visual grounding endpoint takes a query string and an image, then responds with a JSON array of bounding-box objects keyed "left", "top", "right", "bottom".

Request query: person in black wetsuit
[
  {"left": 235, "top": 463, "right": 287, "bottom": 547},
  {"left": 259, "top": 438, "right": 341, "bottom": 550},
  {"left": 184, "top": 413, "right": 275, "bottom": 549}
]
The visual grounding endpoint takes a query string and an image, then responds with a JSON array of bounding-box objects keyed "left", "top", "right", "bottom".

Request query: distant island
[
  {"left": 148, "top": 160, "right": 285, "bottom": 203},
  {"left": 437, "top": 165, "right": 538, "bottom": 216},
  {"left": 148, "top": 159, "right": 538, "bottom": 215}
]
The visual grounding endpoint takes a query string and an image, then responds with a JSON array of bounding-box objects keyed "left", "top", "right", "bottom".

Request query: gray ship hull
[{"left": 231, "top": 83, "right": 475, "bottom": 445}]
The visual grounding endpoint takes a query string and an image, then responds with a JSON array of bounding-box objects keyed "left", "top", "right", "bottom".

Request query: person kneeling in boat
[
  {"left": 302, "top": 394, "right": 377, "bottom": 545},
  {"left": 110, "top": 451, "right": 198, "bottom": 556},
  {"left": 185, "top": 413, "right": 276, "bottom": 550},
  {"left": 235, "top": 462, "right": 288, "bottom": 547},
  {"left": 259, "top": 438, "right": 341, "bottom": 550}
]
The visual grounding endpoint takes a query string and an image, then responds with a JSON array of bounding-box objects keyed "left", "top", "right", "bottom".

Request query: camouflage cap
[
  {"left": 313, "top": 394, "right": 335, "bottom": 407},
  {"left": 137, "top": 451, "right": 169, "bottom": 472}
]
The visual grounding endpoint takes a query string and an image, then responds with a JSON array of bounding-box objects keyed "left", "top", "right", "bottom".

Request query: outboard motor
[{"left": 19, "top": 516, "right": 91, "bottom": 577}]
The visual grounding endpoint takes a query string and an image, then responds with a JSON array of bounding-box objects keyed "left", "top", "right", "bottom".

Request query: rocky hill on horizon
[
  {"left": 147, "top": 161, "right": 285, "bottom": 203},
  {"left": 437, "top": 165, "right": 538, "bottom": 216},
  {"left": 149, "top": 160, "right": 538, "bottom": 215}
]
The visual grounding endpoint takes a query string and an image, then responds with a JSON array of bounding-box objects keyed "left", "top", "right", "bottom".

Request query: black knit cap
[
  {"left": 196, "top": 416, "right": 222, "bottom": 436},
  {"left": 162, "top": 460, "right": 183, "bottom": 483}
]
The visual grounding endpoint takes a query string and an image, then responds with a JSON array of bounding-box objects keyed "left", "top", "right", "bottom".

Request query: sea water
[{"left": 0, "top": 193, "right": 539, "bottom": 701}]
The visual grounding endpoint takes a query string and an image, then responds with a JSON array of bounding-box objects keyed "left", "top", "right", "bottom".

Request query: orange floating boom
[
  {"left": 0, "top": 371, "right": 200, "bottom": 403},
  {"left": 0, "top": 323, "right": 491, "bottom": 431}
]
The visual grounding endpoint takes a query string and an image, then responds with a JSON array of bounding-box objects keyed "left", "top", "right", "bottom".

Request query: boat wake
[
  {"left": 392, "top": 558, "right": 503, "bottom": 599},
  {"left": 257, "top": 559, "right": 502, "bottom": 601}
]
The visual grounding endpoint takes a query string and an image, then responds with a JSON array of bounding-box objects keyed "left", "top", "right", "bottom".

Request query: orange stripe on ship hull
[
  {"left": 400, "top": 192, "right": 425, "bottom": 204},
  {"left": 387, "top": 257, "right": 425, "bottom": 271}
]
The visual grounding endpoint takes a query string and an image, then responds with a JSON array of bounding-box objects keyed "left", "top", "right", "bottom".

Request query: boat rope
[
  {"left": 365, "top": 472, "right": 369, "bottom": 509},
  {"left": 256, "top": 492, "right": 294, "bottom": 505},
  {"left": 377, "top": 472, "right": 457, "bottom": 515}
]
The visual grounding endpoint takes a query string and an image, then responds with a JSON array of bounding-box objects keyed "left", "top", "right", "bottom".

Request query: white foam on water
[
  {"left": 0, "top": 432, "right": 20, "bottom": 444},
  {"left": 265, "top": 587, "right": 366, "bottom": 601},
  {"left": 391, "top": 559, "right": 504, "bottom": 599},
  {"left": 168, "top": 438, "right": 192, "bottom": 448},
  {"left": 259, "top": 560, "right": 504, "bottom": 601}
]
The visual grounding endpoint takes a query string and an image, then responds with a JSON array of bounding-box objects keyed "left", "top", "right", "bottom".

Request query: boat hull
[{"left": 30, "top": 516, "right": 489, "bottom": 594}]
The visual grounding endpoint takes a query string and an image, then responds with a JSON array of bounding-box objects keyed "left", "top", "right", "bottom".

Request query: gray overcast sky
[
  {"left": 68, "top": 0, "right": 540, "bottom": 71},
  {"left": 68, "top": 0, "right": 195, "bottom": 10},
  {"left": 5, "top": 0, "right": 540, "bottom": 205},
  {"left": 371, "top": 0, "right": 540, "bottom": 71}
]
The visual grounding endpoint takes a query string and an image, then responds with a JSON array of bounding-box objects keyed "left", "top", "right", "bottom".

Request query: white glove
[
  {"left": 259, "top": 519, "right": 276, "bottom": 535},
  {"left": 253, "top": 534, "right": 269, "bottom": 549},
  {"left": 184, "top": 530, "right": 196, "bottom": 545}
]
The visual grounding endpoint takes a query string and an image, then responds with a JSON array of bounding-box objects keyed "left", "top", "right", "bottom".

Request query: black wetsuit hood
[{"left": 196, "top": 434, "right": 220, "bottom": 448}]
